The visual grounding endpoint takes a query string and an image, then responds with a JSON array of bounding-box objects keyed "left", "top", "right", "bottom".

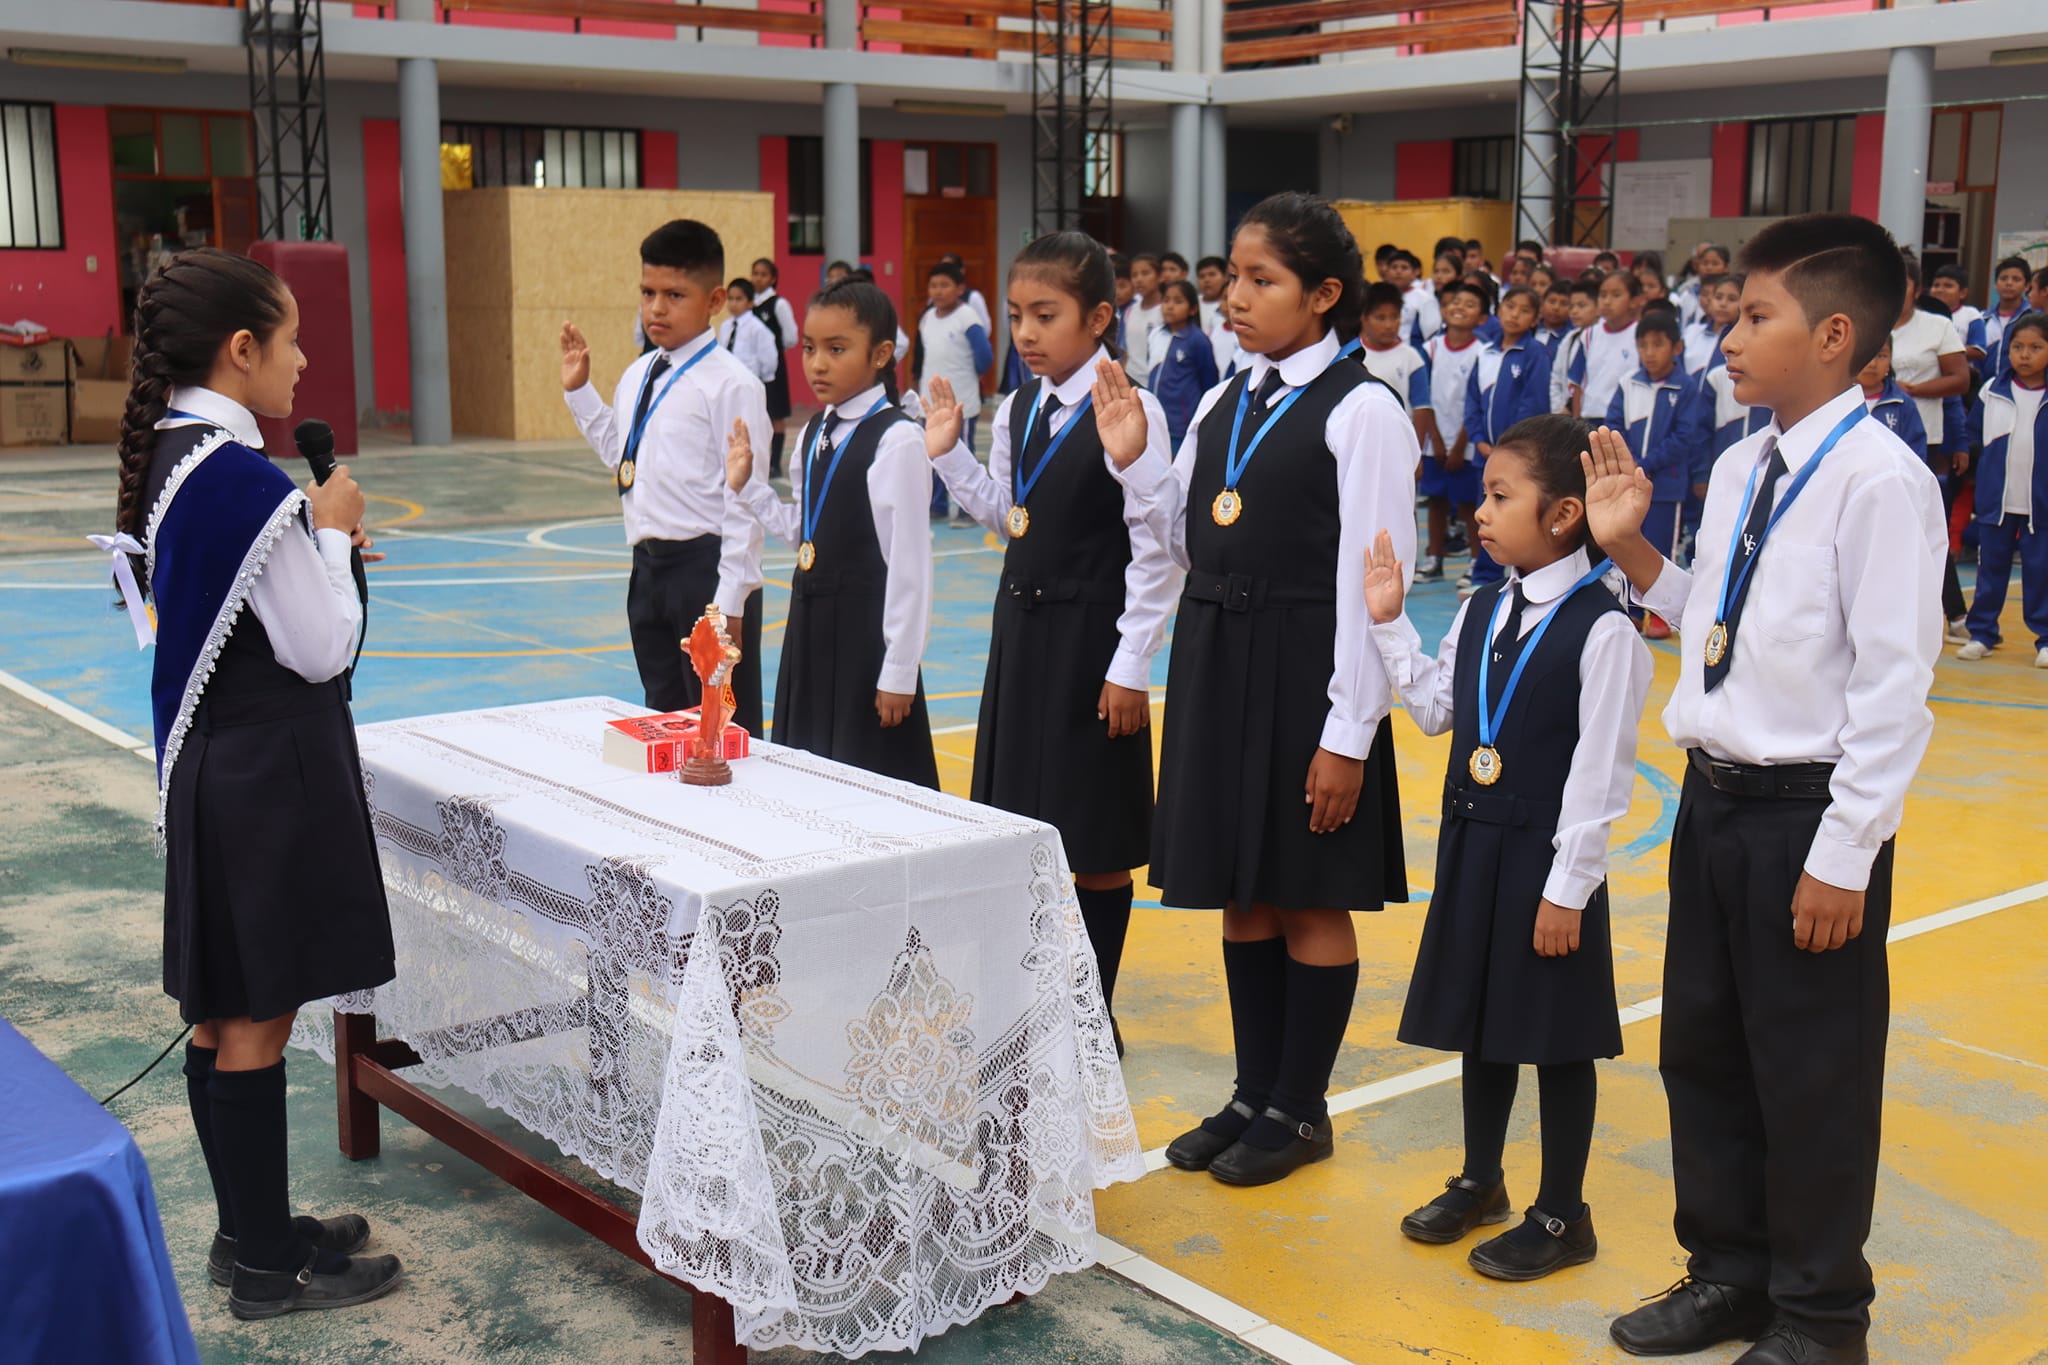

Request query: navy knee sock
[
  {"left": 1201, "top": 938, "right": 1288, "bottom": 1140},
  {"left": 1074, "top": 883, "right": 1133, "bottom": 1013},
  {"left": 207, "top": 1061, "right": 304, "bottom": 1272},
  {"left": 1243, "top": 956, "right": 1358, "bottom": 1151},
  {"left": 183, "top": 1041, "right": 235, "bottom": 1238}
]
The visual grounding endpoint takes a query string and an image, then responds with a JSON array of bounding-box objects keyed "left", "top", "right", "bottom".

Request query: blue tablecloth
[{"left": 0, "top": 1016, "right": 201, "bottom": 1365}]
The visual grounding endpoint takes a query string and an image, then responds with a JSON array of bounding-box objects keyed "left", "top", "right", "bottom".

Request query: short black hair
[
  {"left": 1439, "top": 278, "right": 1490, "bottom": 311},
  {"left": 1463, "top": 238, "right": 1484, "bottom": 251},
  {"left": 642, "top": 220, "right": 724, "bottom": 282},
  {"left": 1197, "top": 255, "right": 1227, "bottom": 274},
  {"left": 1592, "top": 251, "right": 1620, "bottom": 268},
  {"left": 1160, "top": 251, "right": 1190, "bottom": 272},
  {"left": 1638, "top": 312, "right": 1682, "bottom": 346},
  {"left": 1491, "top": 413, "right": 1601, "bottom": 556},
  {"left": 1434, "top": 235, "right": 1466, "bottom": 260},
  {"left": 2034, "top": 266, "right": 2048, "bottom": 291},
  {"left": 938, "top": 252, "right": 964, "bottom": 267},
  {"left": 1111, "top": 254, "right": 1131, "bottom": 281},
  {"left": 1543, "top": 282, "right": 1571, "bottom": 300},
  {"left": 726, "top": 277, "right": 754, "bottom": 299},
  {"left": 1993, "top": 255, "right": 2030, "bottom": 280},
  {"left": 825, "top": 259, "right": 853, "bottom": 275},
  {"left": 1932, "top": 264, "right": 1969, "bottom": 289},
  {"left": 1362, "top": 281, "right": 1404, "bottom": 316},
  {"left": 1570, "top": 277, "right": 1600, "bottom": 298},
  {"left": 1516, "top": 239, "right": 1545, "bottom": 259},
  {"left": 928, "top": 260, "right": 966, "bottom": 285},
  {"left": 1736, "top": 213, "right": 1908, "bottom": 372},
  {"left": 1642, "top": 297, "right": 1679, "bottom": 318},
  {"left": 1390, "top": 249, "right": 1422, "bottom": 270},
  {"left": 1373, "top": 243, "right": 1397, "bottom": 264},
  {"left": 848, "top": 265, "right": 877, "bottom": 285}
]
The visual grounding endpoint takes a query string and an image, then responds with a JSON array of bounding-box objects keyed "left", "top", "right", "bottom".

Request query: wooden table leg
[
  {"left": 335, "top": 1009, "right": 382, "bottom": 1159},
  {"left": 692, "top": 1288, "right": 746, "bottom": 1365}
]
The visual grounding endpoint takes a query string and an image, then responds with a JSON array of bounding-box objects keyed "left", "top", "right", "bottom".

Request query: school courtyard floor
[{"left": 3, "top": 432, "right": 2045, "bottom": 1365}]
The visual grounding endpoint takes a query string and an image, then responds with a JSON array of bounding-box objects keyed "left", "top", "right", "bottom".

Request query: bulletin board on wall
[
  {"left": 1663, "top": 216, "right": 1780, "bottom": 273},
  {"left": 444, "top": 187, "right": 776, "bottom": 441}
]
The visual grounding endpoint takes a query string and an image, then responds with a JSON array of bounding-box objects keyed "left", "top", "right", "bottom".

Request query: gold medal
[
  {"left": 1007, "top": 504, "right": 1031, "bottom": 538},
  {"left": 1703, "top": 621, "right": 1729, "bottom": 667},
  {"left": 1212, "top": 488, "right": 1242, "bottom": 526},
  {"left": 617, "top": 458, "right": 636, "bottom": 490},
  {"left": 797, "top": 541, "right": 816, "bottom": 571},
  {"left": 1469, "top": 745, "right": 1502, "bottom": 786}
]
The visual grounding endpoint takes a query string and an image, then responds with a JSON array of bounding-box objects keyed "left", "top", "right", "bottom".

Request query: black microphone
[
  {"left": 294, "top": 418, "right": 368, "bottom": 668},
  {"left": 295, "top": 419, "right": 337, "bottom": 484}
]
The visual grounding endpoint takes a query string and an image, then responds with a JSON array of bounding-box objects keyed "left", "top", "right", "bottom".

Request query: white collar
[
  {"left": 1248, "top": 330, "right": 1341, "bottom": 390},
  {"left": 661, "top": 329, "right": 717, "bottom": 366},
  {"left": 1507, "top": 545, "right": 1594, "bottom": 607},
  {"left": 158, "top": 386, "right": 264, "bottom": 448},
  {"left": 1770, "top": 386, "right": 1865, "bottom": 476},
  {"left": 1043, "top": 346, "right": 1112, "bottom": 407},
  {"left": 826, "top": 384, "right": 889, "bottom": 420},
  {"left": 756, "top": 286, "right": 777, "bottom": 302}
]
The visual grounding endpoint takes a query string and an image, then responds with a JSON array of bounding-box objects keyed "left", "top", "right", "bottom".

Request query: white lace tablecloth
[{"left": 290, "top": 696, "right": 1144, "bottom": 1356}]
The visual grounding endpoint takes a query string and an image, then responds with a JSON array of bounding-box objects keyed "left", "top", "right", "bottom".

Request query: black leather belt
[
  {"left": 1444, "top": 782, "right": 1562, "bottom": 828},
  {"left": 1000, "top": 574, "right": 1123, "bottom": 610},
  {"left": 1687, "top": 748, "right": 1835, "bottom": 800},
  {"left": 1182, "top": 570, "right": 1336, "bottom": 613}
]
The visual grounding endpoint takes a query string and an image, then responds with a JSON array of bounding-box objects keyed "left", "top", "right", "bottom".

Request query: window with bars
[
  {"left": 1745, "top": 117, "right": 1856, "bottom": 218},
  {"left": 439, "top": 122, "right": 641, "bottom": 190},
  {"left": 0, "top": 102, "right": 63, "bottom": 250},
  {"left": 1452, "top": 136, "right": 1513, "bottom": 201},
  {"left": 786, "top": 136, "right": 873, "bottom": 256}
]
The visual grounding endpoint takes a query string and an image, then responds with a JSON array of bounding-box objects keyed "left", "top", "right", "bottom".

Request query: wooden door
[{"left": 903, "top": 195, "right": 999, "bottom": 382}]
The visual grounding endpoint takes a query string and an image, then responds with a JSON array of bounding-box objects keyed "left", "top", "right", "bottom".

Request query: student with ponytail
[{"left": 103, "top": 248, "right": 403, "bottom": 1320}]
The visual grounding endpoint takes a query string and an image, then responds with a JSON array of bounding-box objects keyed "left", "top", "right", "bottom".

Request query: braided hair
[{"left": 115, "top": 249, "right": 290, "bottom": 542}]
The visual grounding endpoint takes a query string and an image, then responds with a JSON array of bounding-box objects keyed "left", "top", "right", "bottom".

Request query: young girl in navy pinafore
[{"left": 774, "top": 403, "right": 939, "bottom": 788}]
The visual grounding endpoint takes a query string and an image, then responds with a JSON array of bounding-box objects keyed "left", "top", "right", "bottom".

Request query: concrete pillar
[
  {"left": 1168, "top": 0, "right": 1202, "bottom": 259},
  {"left": 394, "top": 0, "right": 450, "bottom": 446},
  {"left": 1878, "top": 46, "right": 1934, "bottom": 253},
  {"left": 822, "top": 0, "right": 860, "bottom": 269},
  {"left": 1516, "top": 78, "right": 1557, "bottom": 248},
  {"left": 1201, "top": 105, "right": 1227, "bottom": 254}
]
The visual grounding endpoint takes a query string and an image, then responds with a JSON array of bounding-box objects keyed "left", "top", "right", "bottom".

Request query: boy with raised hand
[
  {"left": 562, "top": 219, "right": 771, "bottom": 735},
  {"left": 1587, "top": 214, "right": 1946, "bottom": 1365}
]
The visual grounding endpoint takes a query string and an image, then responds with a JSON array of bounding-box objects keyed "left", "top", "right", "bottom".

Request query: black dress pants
[
  {"left": 627, "top": 537, "right": 764, "bottom": 737},
  {"left": 1660, "top": 764, "right": 1893, "bottom": 1348}
]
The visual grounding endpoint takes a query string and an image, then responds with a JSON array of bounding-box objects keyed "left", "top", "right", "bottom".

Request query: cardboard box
[
  {"left": 0, "top": 340, "right": 72, "bottom": 385},
  {"left": 68, "top": 335, "right": 134, "bottom": 444},
  {"left": 0, "top": 384, "right": 69, "bottom": 446},
  {"left": 601, "top": 709, "right": 751, "bottom": 774}
]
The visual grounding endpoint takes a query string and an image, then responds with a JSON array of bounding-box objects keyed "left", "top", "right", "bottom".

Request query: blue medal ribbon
[
  {"left": 1012, "top": 386, "right": 1094, "bottom": 507},
  {"left": 1222, "top": 342, "right": 1358, "bottom": 492},
  {"left": 1475, "top": 557, "right": 1617, "bottom": 751},
  {"left": 801, "top": 394, "right": 891, "bottom": 546},
  {"left": 622, "top": 338, "right": 718, "bottom": 473},
  {"left": 1712, "top": 406, "right": 1864, "bottom": 627}
]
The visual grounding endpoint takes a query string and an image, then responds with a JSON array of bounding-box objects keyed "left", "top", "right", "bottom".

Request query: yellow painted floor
[{"left": 1071, "top": 620, "right": 2048, "bottom": 1364}]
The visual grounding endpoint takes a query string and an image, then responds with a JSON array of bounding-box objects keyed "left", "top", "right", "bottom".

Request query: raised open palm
[
  {"left": 923, "top": 378, "right": 963, "bottom": 459},
  {"left": 1579, "top": 426, "right": 1652, "bottom": 549},
  {"left": 1090, "top": 359, "right": 1150, "bottom": 469},
  {"left": 1364, "top": 529, "right": 1407, "bottom": 624}
]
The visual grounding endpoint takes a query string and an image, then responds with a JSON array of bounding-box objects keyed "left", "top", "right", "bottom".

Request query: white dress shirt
[
  {"left": 1372, "top": 547, "right": 1652, "bottom": 909},
  {"left": 1633, "top": 385, "right": 1947, "bottom": 891},
  {"left": 738, "top": 386, "right": 934, "bottom": 696},
  {"left": 1403, "top": 283, "right": 1441, "bottom": 345},
  {"left": 1890, "top": 308, "right": 1965, "bottom": 444},
  {"left": 1122, "top": 300, "right": 1163, "bottom": 384},
  {"left": 755, "top": 286, "right": 799, "bottom": 351},
  {"left": 932, "top": 345, "right": 1182, "bottom": 692},
  {"left": 565, "top": 328, "right": 769, "bottom": 615},
  {"left": 1120, "top": 329, "right": 1421, "bottom": 759},
  {"left": 720, "top": 309, "right": 779, "bottom": 386},
  {"left": 155, "top": 387, "right": 361, "bottom": 685}
]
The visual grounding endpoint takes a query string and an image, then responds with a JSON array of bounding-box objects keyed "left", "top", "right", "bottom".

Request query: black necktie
[
  {"left": 630, "top": 354, "right": 671, "bottom": 442},
  {"left": 1487, "top": 583, "right": 1528, "bottom": 707},
  {"left": 1251, "top": 366, "right": 1286, "bottom": 415},
  {"left": 1705, "top": 439, "right": 1787, "bottom": 692},
  {"left": 1032, "top": 394, "right": 1063, "bottom": 455}
]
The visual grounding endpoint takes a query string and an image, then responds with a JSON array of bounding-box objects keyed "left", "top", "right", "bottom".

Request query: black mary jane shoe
[
  {"left": 1207, "top": 1108, "right": 1335, "bottom": 1187},
  {"left": 1733, "top": 1320, "right": 1870, "bottom": 1365},
  {"left": 1399, "top": 1173, "right": 1512, "bottom": 1245},
  {"left": 1163, "top": 1100, "right": 1257, "bottom": 1172},
  {"left": 1609, "top": 1275, "right": 1774, "bottom": 1356},
  {"left": 209, "top": 1214, "right": 373, "bottom": 1287},
  {"left": 228, "top": 1246, "right": 405, "bottom": 1321},
  {"left": 1468, "top": 1204, "right": 1597, "bottom": 1281}
]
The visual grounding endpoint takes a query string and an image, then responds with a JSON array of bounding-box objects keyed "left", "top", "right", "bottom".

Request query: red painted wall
[
  {"left": 362, "top": 118, "right": 411, "bottom": 415},
  {"left": 1850, "top": 113, "right": 1885, "bottom": 221},
  {"left": 642, "top": 131, "right": 678, "bottom": 190},
  {"left": 1393, "top": 141, "right": 1454, "bottom": 201},
  {"left": 1710, "top": 123, "right": 1749, "bottom": 218},
  {"left": 0, "top": 105, "right": 121, "bottom": 340}
]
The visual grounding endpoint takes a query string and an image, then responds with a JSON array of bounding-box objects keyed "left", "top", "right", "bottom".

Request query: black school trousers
[
  {"left": 627, "top": 536, "right": 764, "bottom": 737},
  {"left": 1661, "top": 763, "right": 1893, "bottom": 1348}
]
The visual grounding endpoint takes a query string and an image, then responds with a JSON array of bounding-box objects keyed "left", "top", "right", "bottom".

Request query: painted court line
[
  {"left": 0, "top": 667, "right": 153, "bottom": 761},
  {"left": 1937, "top": 1038, "right": 2048, "bottom": 1074}
]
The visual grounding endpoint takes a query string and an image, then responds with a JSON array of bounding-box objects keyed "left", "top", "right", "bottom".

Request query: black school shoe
[
  {"left": 1468, "top": 1204, "right": 1596, "bottom": 1281},
  {"left": 1400, "top": 1173, "right": 1512, "bottom": 1244},
  {"left": 1733, "top": 1321, "right": 1869, "bottom": 1365},
  {"left": 1164, "top": 1100, "right": 1257, "bottom": 1172},
  {"left": 208, "top": 1214, "right": 372, "bottom": 1287},
  {"left": 228, "top": 1246, "right": 404, "bottom": 1321},
  {"left": 1207, "top": 1109, "right": 1334, "bottom": 1187},
  {"left": 1610, "top": 1276, "right": 1774, "bottom": 1356}
]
